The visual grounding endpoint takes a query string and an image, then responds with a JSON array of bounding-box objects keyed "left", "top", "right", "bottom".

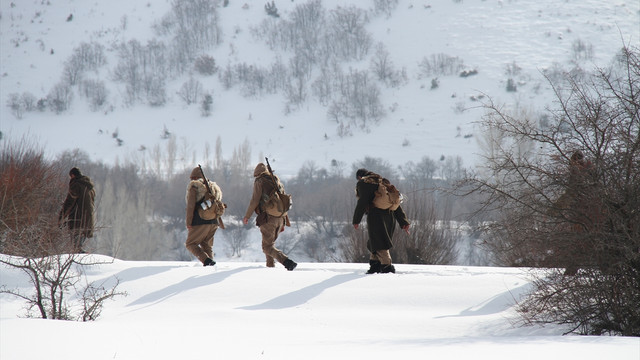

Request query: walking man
[
  {"left": 59, "top": 167, "right": 95, "bottom": 253},
  {"left": 243, "top": 162, "right": 297, "bottom": 271},
  {"left": 185, "top": 167, "right": 221, "bottom": 266},
  {"left": 353, "top": 168, "right": 410, "bottom": 274}
]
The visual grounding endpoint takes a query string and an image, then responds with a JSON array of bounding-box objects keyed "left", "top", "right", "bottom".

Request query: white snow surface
[
  {"left": 1, "top": 0, "right": 638, "bottom": 176},
  {"left": 1, "top": 256, "right": 638, "bottom": 359}
]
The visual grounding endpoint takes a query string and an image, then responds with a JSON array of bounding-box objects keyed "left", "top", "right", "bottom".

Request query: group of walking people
[{"left": 58, "top": 163, "right": 411, "bottom": 274}]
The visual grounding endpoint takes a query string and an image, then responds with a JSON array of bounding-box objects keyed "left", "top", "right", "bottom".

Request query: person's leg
[
  {"left": 200, "top": 225, "right": 218, "bottom": 260},
  {"left": 260, "top": 216, "right": 288, "bottom": 265},
  {"left": 377, "top": 249, "right": 395, "bottom": 273},
  {"left": 185, "top": 226, "right": 209, "bottom": 264}
]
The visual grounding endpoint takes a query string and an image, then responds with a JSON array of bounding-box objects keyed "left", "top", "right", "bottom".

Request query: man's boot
[
  {"left": 380, "top": 264, "right": 395, "bottom": 273},
  {"left": 203, "top": 258, "right": 216, "bottom": 267},
  {"left": 366, "top": 260, "right": 382, "bottom": 274},
  {"left": 283, "top": 258, "right": 297, "bottom": 271}
]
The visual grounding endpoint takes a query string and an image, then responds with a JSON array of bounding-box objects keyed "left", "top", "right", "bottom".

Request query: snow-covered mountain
[{"left": 2, "top": 0, "right": 637, "bottom": 176}]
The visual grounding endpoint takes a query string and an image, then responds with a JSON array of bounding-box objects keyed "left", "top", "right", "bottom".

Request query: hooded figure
[
  {"left": 243, "top": 162, "right": 297, "bottom": 271},
  {"left": 353, "top": 168, "right": 410, "bottom": 274},
  {"left": 59, "top": 167, "right": 95, "bottom": 252}
]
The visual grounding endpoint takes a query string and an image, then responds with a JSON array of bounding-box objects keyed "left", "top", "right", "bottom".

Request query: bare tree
[{"left": 462, "top": 44, "right": 640, "bottom": 335}]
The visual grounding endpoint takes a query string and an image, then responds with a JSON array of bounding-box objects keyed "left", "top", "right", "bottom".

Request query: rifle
[
  {"left": 264, "top": 158, "right": 291, "bottom": 227},
  {"left": 198, "top": 164, "right": 225, "bottom": 229}
]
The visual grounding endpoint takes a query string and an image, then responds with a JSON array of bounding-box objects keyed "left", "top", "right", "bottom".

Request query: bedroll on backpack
[
  {"left": 372, "top": 182, "right": 402, "bottom": 211},
  {"left": 197, "top": 192, "right": 226, "bottom": 220},
  {"left": 262, "top": 190, "right": 292, "bottom": 217}
]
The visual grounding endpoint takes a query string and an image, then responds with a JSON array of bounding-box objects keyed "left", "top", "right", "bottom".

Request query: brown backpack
[
  {"left": 372, "top": 179, "right": 402, "bottom": 211},
  {"left": 196, "top": 180, "right": 225, "bottom": 221},
  {"left": 259, "top": 175, "right": 292, "bottom": 217}
]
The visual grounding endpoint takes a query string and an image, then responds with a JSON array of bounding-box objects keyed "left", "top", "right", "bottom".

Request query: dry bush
[
  {"left": 464, "top": 44, "right": 640, "bottom": 335},
  {"left": 392, "top": 194, "right": 458, "bottom": 265},
  {"left": 1, "top": 138, "right": 66, "bottom": 256}
]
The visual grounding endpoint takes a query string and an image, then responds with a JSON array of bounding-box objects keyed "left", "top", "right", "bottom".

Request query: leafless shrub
[
  {"left": 223, "top": 222, "right": 250, "bottom": 257},
  {"left": 81, "top": 79, "right": 109, "bottom": 111},
  {"left": 418, "top": 53, "right": 465, "bottom": 78},
  {"left": 178, "top": 77, "right": 202, "bottom": 105},
  {"left": 338, "top": 224, "right": 370, "bottom": 263},
  {"left": 194, "top": 54, "right": 217, "bottom": 75},
  {"left": 0, "top": 252, "right": 126, "bottom": 321},
  {"left": 47, "top": 82, "right": 73, "bottom": 114},
  {"left": 392, "top": 194, "right": 458, "bottom": 264},
  {"left": 372, "top": 0, "right": 399, "bottom": 18},
  {"left": 462, "top": 44, "right": 640, "bottom": 335}
]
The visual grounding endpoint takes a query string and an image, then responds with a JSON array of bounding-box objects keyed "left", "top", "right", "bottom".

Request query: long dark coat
[
  {"left": 60, "top": 175, "right": 95, "bottom": 238},
  {"left": 352, "top": 177, "right": 410, "bottom": 253}
]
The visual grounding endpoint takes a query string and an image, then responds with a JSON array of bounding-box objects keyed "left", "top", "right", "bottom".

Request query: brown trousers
[
  {"left": 260, "top": 215, "right": 288, "bottom": 266},
  {"left": 370, "top": 249, "right": 392, "bottom": 265},
  {"left": 186, "top": 224, "right": 218, "bottom": 264}
]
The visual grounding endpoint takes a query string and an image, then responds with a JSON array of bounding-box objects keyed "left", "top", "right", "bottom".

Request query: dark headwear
[
  {"left": 69, "top": 167, "right": 82, "bottom": 177},
  {"left": 356, "top": 168, "right": 369, "bottom": 179}
]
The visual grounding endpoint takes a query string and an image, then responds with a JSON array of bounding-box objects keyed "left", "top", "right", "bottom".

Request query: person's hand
[
  {"left": 187, "top": 225, "right": 192, "bottom": 230},
  {"left": 243, "top": 217, "right": 249, "bottom": 225},
  {"left": 402, "top": 224, "right": 410, "bottom": 235},
  {"left": 353, "top": 224, "right": 359, "bottom": 230}
]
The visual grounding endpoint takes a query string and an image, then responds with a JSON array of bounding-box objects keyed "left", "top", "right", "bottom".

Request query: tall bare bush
[{"left": 463, "top": 44, "right": 640, "bottom": 335}]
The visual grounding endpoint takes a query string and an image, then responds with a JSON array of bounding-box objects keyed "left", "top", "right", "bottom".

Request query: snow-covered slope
[{"left": 1, "top": 0, "right": 637, "bottom": 176}]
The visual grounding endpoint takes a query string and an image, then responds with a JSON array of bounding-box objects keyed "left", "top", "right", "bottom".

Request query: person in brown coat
[
  {"left": 353, "top": 168, "right": 410, "bottom": 274},
  {"left": 59, "top": 167, "right": 95, "bottom": 253},
  {"left": 185, "top": 167, "right": 221, "bottom": 266},
  {"left": 243, "top": 163, "right": 297, "bottom": 271}
]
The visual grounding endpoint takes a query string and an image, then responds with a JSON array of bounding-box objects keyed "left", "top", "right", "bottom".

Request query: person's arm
[
  {"left": 59, "top": 181, "right": 78, "bottom": 221},
  {"left": 185, "top": 185, "right": 197, "bottom": 228},
  {"left": 393, "top": 205, "right": 411, "bottom": 234},
  {"left": 243, "top": 180, "right": 263, "bottom": 224},
  {"left": 352, "top": 181, "right": 373, "bottom": 226}
]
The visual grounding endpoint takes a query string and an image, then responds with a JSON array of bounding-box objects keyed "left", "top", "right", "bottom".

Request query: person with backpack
[
  {"left": 59, "top": 167, "right": 95, "bottom": 253},
  {"left": 243, "top": 162, "right": 297, "bottom": 271},
  {"left": 353, "top": 168, "right": 410, "bottom": 274},
  {"left": 185, "top": 167, "right": 222, "bottom": 267}
]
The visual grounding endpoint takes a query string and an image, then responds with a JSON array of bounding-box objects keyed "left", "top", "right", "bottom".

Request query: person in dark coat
[
  {"left": 59, "top": 167, "right": 95, "bottom": 253},
  {"left": 352, "top": 168, "right": 410, "bottom": 274}
]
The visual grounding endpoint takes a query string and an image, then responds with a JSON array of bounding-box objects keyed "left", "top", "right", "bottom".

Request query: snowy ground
[{"left": 1, "top": 256, "right": 638, "bottom": 359}]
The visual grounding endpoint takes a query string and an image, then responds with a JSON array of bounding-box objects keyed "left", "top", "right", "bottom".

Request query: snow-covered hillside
[
  {"left": 1, "top": 256, "right": 638, "bottom": 359},
  {"left": 1, "top": 0, "right": 637, "bottom": 176}
]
